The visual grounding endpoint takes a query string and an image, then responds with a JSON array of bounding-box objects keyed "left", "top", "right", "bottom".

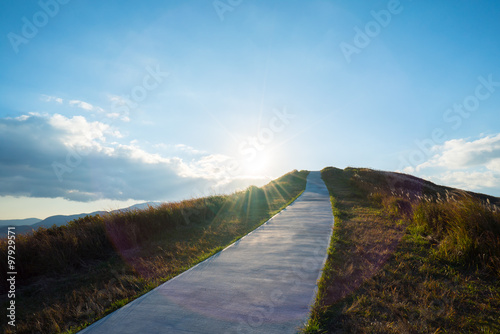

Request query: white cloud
[
  {"left": 426, "top": 171, "right": 499, "bottom": 190},
  {"left": 0, "top": 113, "right": 261, "bottom": 202},
  {"left": 108, "top": 95, "right": 127, "bottom": 104},
  {"left": 41, "top": 94, "right": 63, "bottom": 104},
  {"left": 486, "top": 158, "right": 500, "bottom": 172},
  {"left": 175, "top": 144, "right": 205, "bottom": 154},
  {"left": 114, "top": 143, "right": 171, "bottom": 164},
  {"left": 105, "top": 112, "right": 130, "bottom": 122},
  {"left": 178, "top": 154, "right": 233, "bottom": 179},
  {"left": 106, "top": 112, "right": 121, "bottom": 119},
  {"left": 41, "top": 95, "right": 110, "bottom": 117},
  {"left": 48, "top": 114, "right": 116, "bottom": 152},
  {"left": 154, "top": 143, "right": 206, "bottom": 155},
  {"left": 407, "top": 134, "right": 500, "bottom": 193},
  {"left": 15, "top": 115, "right": 30, "bottom": 121},
  {"left": 69, "top": 99, "right": 95, "bottom": 111},
  {"left": 106, "top": 95, "right": 131, "bottom": 121},
  {"left": 416, "top": 134, "right": 500, "bottom": 171}
]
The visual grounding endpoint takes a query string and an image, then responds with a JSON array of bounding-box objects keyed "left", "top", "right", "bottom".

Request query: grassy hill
[
  {"left": 2, "top": 167, "right": 499, "bottom": 333},
  {"left": 0, "top": 170, "right": 309, "bottom": 334},
  {"left": 304, "top": 167, "right": 500, "bottom": 333}
]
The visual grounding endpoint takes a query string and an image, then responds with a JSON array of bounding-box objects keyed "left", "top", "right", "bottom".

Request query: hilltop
[{"left": 305, "top": 167, "right": 500, "bottom": 333}]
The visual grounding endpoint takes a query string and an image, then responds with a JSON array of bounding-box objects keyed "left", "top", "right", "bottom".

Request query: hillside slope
[
  {"left": 305, "top": 167, "right": 500, "bottom": 333},
  {"left": 0, "top": 170, "right": 308, "bottom": 334}
]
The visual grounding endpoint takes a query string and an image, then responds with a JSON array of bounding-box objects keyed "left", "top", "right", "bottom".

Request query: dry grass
[
  {"left": 304, "top": 167, "right": 500, "bottom": 333},
  {"left": 0, "top": 170, "right": 309, "bottom": 334},
  {"left": 414, "top": 196, "right": 500, "bottom": 274}
]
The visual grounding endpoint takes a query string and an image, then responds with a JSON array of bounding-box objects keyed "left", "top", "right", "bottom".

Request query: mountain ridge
[{"left": 0, "top": 202, "right": 161, "bottom": 237}]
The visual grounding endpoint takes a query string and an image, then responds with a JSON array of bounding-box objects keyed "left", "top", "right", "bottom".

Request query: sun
[{"left": 242, "top": 152, "right": 270, "bottom": 176}]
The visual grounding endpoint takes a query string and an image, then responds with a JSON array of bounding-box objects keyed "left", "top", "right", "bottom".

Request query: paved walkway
[{"left": 80, "top": 171, "right": 334, "bottom": 334}]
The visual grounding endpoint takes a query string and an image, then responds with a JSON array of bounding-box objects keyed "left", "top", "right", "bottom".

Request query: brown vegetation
[
  {"left": 0, "top": 170, "right": 308, "bottom": 334},
  {"left": 305, "top": 167, "right": 500, "bottom": 333}
]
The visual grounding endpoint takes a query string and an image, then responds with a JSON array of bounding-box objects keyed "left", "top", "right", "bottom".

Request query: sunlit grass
[
  {"left": 0, "top": 170, "right": 309, "bottom": 334},
  {"left": 303, "top": 167, "right": 500, "bottom": 333}
]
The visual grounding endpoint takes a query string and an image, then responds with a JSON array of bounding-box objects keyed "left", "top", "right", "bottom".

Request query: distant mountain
[
  {"left": 0, "top": 212, "right": 104, "bottom": 237},
  {"left": 32, "top": 211, "right": 107, "bottom": 228},
  {"left": 0, "top": 202, "right": 162, "bottom": 237},
  {"left": 118, "top": 202, "right": 161, "bottom": 211},
  {"left": 0, "top": 217, "right": 42, "bottom": 226}
]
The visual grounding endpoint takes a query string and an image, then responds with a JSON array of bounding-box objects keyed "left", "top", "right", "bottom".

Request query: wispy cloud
[
  {"left": 153, "top": 143, "right": 207, "bottom": 155},
  {"left": 68, "top": 99, "right": 96, "bottom": 111},
  {"left": 41, "top": 94, "right": 102, "bottom": 112},
  {"left": 41, "top": 94, "right": 63, "bottom": 104},
  {"left": 41, "top": 94, "right": 129, "bottom": 122}
]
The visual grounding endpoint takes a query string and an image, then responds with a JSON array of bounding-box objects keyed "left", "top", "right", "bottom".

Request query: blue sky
[{"left": 1, "top": 0, "right": 500, "bottom": 219}]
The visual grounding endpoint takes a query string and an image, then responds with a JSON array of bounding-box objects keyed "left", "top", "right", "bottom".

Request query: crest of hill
[{"left": 337, "top": 166, "right": 499, "bottom": 207}]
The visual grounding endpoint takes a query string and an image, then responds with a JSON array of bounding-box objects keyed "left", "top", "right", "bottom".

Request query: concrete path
[{"left": 80, "top": 171, "right": 334, "bottom": 334}]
